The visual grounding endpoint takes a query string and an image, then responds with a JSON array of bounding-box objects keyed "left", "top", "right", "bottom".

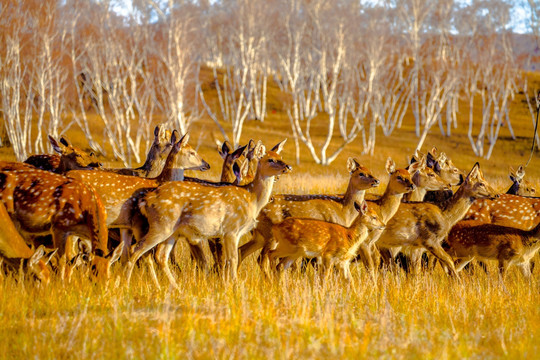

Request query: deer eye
[
  {"left": 268, "top": 159, "right": 275, "bottom": 163},
  {"left": 428, "top": 173, "right": 435, "bottom": 177},
  {"left": 397, "top": 176, "right": 404, "bottom": 181}
]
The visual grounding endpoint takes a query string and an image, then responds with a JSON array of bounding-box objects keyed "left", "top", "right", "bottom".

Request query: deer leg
[
  {"left": 143, "top": 253, "right": 160, "bottom": 289},
  {"left": 356, "top": 243, "right": 376, "bottom": 277},
  {"left": 120, "top": 229, "right": 133, "bottom": 264},
  {"left": 518, "top": 262, "right": 532, "bottom": 279},
  {"left": 208, "top": 238, "right": 223, "bottom": 270},
  {"left": 126, "top": 225, "right": 174, "bottom": 287},
  {"left": 187, "top": 240, "right": 209, "bottom": 273},
  {"left": 155, "top": 237, "right": 179, "bottom": 288},
  {"left": 410, "top": 248, "right": 426, "bottom": 275},
  {"left": 425, "top": 243, "right": 458, "bottom": 277},
  {"left": 455, "top": 257, "right": 474, "bottom": 273},
  {"left": 239, "top": 229, "right": 266, "bottom": 265},
  {"left": 221, "top": 234, "right": 240, "bottom": 281},
  {"left": 51, "top": 229, "right": 70, "bottom": 282}
]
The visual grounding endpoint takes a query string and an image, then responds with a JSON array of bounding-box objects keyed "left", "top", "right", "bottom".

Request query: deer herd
[{"left": 0, "top": 125, "right": 539, "bottom": 287}]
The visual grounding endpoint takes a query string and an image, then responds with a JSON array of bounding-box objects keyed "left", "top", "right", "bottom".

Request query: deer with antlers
[
  {"left": 126, "top": 140, "right": 291, "bottom": 286},
  {"left": 0, "top": 168, "right": 119, "bottom": 281},
  {"left": 376, "top": 163, "right": 498, "bottom": 276},
  {"left": 446, "top": 219, "right": 540, "bottom": 278},
  {"left": 269, "top": 201, "right": 385, "bottom": 281},
  {"left": 238, "top": 157, "right": 381, "bottom": 271},
  {"left": 0, "top": 201, "right": 54, "bottom": 284},
  {"left": 24, "top": 136, "right": 102, "bottom": 173}
]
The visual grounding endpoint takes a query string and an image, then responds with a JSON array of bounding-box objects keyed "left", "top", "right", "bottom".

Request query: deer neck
[
  {"left": 342, "top": 183, "right": 366, "bottom": 223},
  {"left": 379, "top": 186, "right": 406, "bottom": 223},
  {"left": 443, "top": 186, "right": 476, "bottom": 227},
  {"left": 245, "top": 172, "right": 276, "bottom": 214},
  {"left": 138, "top": 150, "right": 166, "bottom": 178},
  {"left": 407, "top": 187, "right": 426, "bottom": 202},
  {"left": 155, "top": 150, "right": 184, "bottom": 183}
]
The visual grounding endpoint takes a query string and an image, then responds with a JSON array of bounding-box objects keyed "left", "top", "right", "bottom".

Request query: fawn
[
  {"left": 238, "top": 157, "right": 380, "bottom": 271},
  {"left": 269, "top": 201, "right": 385, "bottom": 281},
  {"left": 446, "top": 219, "right": 540, "bottom": 278}
]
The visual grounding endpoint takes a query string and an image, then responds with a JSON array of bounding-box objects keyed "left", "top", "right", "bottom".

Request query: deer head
[
  {"left": 25, "top": 245, "right": 55, "bottom": 285},
  {"left": 219, "top": 141, "right": 248, "bottom": 183},
  {"left": 408, "top": 155, "right": 450, "bottom": 191},
  {"left": 354, "top": 201, "right": 385, "bottom": 230},
  {"left": 428, "top": 147, "right": 463, "bottom": 186},
  {"left": 385, "top": 157, "right": 415, "bottom": 195},
  {"left": 460, "top": 163, "right": 498, "bottom": 200},
  {"left": 347, "top": 158, "right": 380, "bottom": 190},
  {"left": 509, "top": 165, "right": 536, "bottom": 196},
  {"left": 49, "top": 135, "right": 102, "bottom": 171},
  {"left": 89, "top": 245, "right": 122, "bottom": 282},
  {"left": 172, "top": 133, "right": 211, "bottom": 171}
]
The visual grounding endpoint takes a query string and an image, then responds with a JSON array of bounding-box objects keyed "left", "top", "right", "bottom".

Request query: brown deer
[
  {"left": 0, "top": 168, "right": 120, "bottom": 281},
  {"left": 126, "top": 141, "right": 291, "bottom": 286},
  {"left": 446, "top": 220, "right": 540, "bottom": 278},
  {"left": 107, "top": 125, "right": 175, "bottom": 178},
  {"left": 238, "top": 157, "right": 380, "bottom": 271},
  {"left": 24, "top": 136, "right": 102, "bottom": 173},
  {"left": 218, "top": 141, "right": 250, "bottom": 184},
  {"left": 0, "top": 201, "right": 54, "bottom": 284},
  {"left": 506, "top": 165, "right": 536, "bottom": 196},
  {"left": 356, "top": 159, "right": 416, "bottom": 274},
  {"left": 268, "top": 201, "right": 385, "bottom": 281},
  {"left": 422, "top": 148, "right": 464, "bottom": 203},
  {"left": 67, "top": 132, "right": 210, "bottom": 264},
  {"left": 376, "top": 163, "right": 498, "bottom": 276}
]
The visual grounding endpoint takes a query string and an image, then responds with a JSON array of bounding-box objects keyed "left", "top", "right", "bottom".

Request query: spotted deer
[
  {"left": 126, "top": 142, "right": 292, "bottom": 286},
  {"left": 268, "top": 201, "right": 385, "bottom": 281},
  {"left": 107, "top": 125, "right": 174, "bottom": 178},
  {"left": 355, "top": 159, "right": 416, "bottom": 274},
  {"left": 376, "top": 163, "right": 498, "bottom": 276},
  {"left": 446, "top": 220, "right": 540, "bottom": 278},
  {"left": 0, "top": 168, "right": 119, "bottom": 281},
  {"left": 24, "top": 136, "right": 102, "bottom": 173},
  {"left": 0, "top": 201, "right": 54, "bottom": 284},
  {"left": 238, "top": 157, "right": 380, "bottom": 271},
  {"left": 506, "top": 165, "right": 536, "bottom": 196},
  {"left": 67, "top": 132, "right": 210, "bottom": 264}
]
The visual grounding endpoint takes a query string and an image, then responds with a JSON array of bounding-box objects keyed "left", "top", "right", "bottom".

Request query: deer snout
[
  {"left": 457, "top": 173, "right": 465, "bottom": 185},
  {"left": 284, "top": 164, "right": 292, "bottom": 173},
  {"left": 371, "top": 178, "right": 380, "bottom": 187},
  {"left": 200, "top": 160, "right": 211, "bottom": 171}
]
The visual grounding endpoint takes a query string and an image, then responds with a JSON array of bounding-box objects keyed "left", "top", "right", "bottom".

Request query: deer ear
[
  {"left": 247, "top": 139, "right": 255, "bottom": 152},
  {"left": 233, "top": 162, "right": 242, "bottom": 182},
  {"left": 408, "top": 161, "right": 420, "bottom": 174},
  {"left": 170, "top": 130, "right": 179, "bottom": 145},
  {"left": 431, "top": 146, "right": 438, "bottom": 156},
  {"left": 49, "top": 136, "right": 63, "bottom": 154},
  {"left": 466, "top": 162, "right": 480, "bottom": 181},
  {"left": 231, "top": 145, "right": 247, "bottom": 160},
  {"left": 178, "top": 133, "right": 189, "bottom": 148},
  {"left": 354, "top": 201, "right": 368, "bottom": 215},
  {"left": 385, "top": 158, "right": 395, "bottom": 174},
  {"left": 516, "top": 165, "right": 525, "bottom": 180},
  {"left": 271, "top": 139, "right": 287, "bottom": 154},
  {"left": 154, "top": 125, "right": 160, "bottom": 138},
  {"left": 107, "top": 244, "right": 123, "bottom": 265},
  {"left": 59, "top": 137, "right": 71, "bottom": 147},
  {"left": 347, "top": 157, "right": 357, "bottom": 173},
  {"left": 45, "top": 248, "right": 57, "bottom": 265},
  {"left": 219, "top": 141, "right": 232, "bottom": 159},
  {"left": 254, "top": 141, "right": 265, "bottom": 159},
  {"left": 28, "top": 245, "right": 46, "bottom": 266}
]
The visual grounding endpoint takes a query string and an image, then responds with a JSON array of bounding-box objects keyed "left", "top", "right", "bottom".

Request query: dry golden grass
[{"left": 1, "top": 69, "right": 540, "bottom": 359}]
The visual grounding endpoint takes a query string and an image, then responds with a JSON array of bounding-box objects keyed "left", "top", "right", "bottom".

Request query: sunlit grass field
[{"left": 1, "top": 70, "right": 540, "bottom": 358}]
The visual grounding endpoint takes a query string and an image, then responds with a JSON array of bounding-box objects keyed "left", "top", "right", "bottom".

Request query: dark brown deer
[
  {"left": 0, "top": 168, "right": 119, "bottom": 281},
  {"left": 446, "top": 220, "right": 540, "bottom": 278},
  {"left": 0, "top": 201, "right": 54, "bottom": 284}
]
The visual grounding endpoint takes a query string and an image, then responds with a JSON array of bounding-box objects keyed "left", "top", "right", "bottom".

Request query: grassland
[{"left": 0, "top": 70, "right": 540, "bottom": 359}]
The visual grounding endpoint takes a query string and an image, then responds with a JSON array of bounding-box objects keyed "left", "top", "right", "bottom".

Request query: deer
[
  {"left": 106, "top": 125, "right": 175, "bottom": 178},
  {"left": 238, "top": 157, "right": 381, "bottom": 272},
  {"left": 24, "top": 135, "right": 102, "bottom": 173},
  {"left": 268, "top": 201, "right": 385, "bottom": 282},
  {"left": 506, "top": 165, "right": 536, "bottom": 196},
  {"left": 445, "top": 219, "right": 540, "bottom": 279},
  {"left": 67, "top": 132, "right": 210, "bottom": 266},
  {"left": 375, "top": 163, "right": 498, "bottom": 276},
  {"left": 126, "top": 141, "right": 291, "bottom": 286},
  {"left": 422, "top": 148, "right": 464, "bottom": 203},
  {"left": 355, "top": 158, "right": 417, "bottom": 275},
  {"left": 0, "top": 168, "right": 120, "bottom": 281},
  {"left": 0, "top": 201, "right": 54, "bottom": 284}
]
